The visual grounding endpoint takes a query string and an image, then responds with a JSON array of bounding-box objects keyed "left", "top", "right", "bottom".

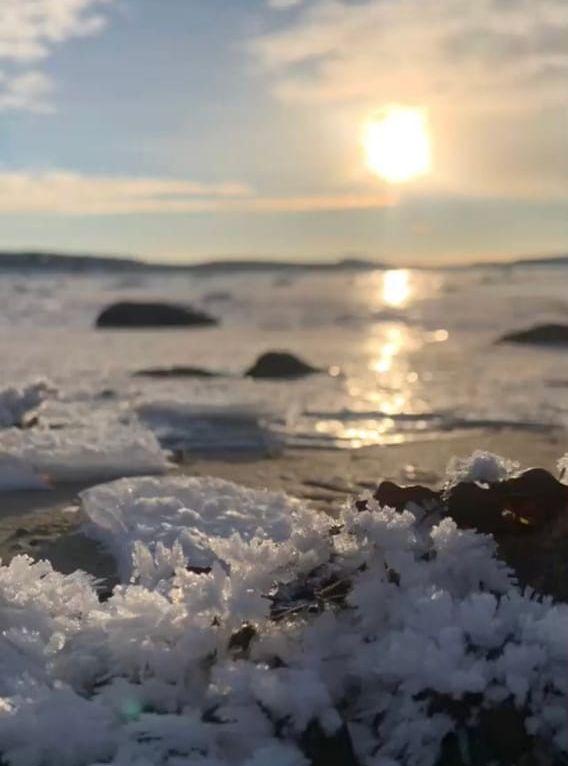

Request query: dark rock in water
[
  {"left": 96, "top": 301, "right": 218, "bottom": 328},
  {"left": 499, "top": 323, "right": 568, "bottom": 345},
  {"left": 245, "top": 352, "right": 321, "bottom": 379},
  {"left": 134, "top": 366, "right": 223, "bottom": 379}
]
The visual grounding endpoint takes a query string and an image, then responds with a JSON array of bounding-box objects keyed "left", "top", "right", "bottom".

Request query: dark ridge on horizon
[
  {"left": 416, "top": 253, "right": 568, "bottom": 270},
  {"left": 0, "top": 251, "right": 387, "bottom": 273},
  {"left": 0, "top": 250, "right": 566, "bottom": 273}
]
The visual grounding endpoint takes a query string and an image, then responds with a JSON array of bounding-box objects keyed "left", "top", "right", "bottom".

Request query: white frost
[
  {"left": 0, "top": 423, "right": 169, "bottom": 486},
  {"left": 81, "top": 475, "right": 331, "bottom": 581},
  {"left": 446, "top": 450, "right": 520, "bottom": 486},
  {"left": 0, "top": 456, "right": 566, "bottom": 766}
]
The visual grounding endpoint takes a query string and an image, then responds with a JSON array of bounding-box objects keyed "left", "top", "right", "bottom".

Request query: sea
[{"left": 1, "top": 261, "right": 567, "bottom": 455}]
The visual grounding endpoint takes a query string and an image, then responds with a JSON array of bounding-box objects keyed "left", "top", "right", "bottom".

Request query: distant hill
[
  {"left": 0, "top": 252, "right": 145, "bottom": 272},
  {"left": 459, "top": 254, "right": 568, "bottom": 269},
  {"left": 1, "top": 250, "right": 566, "bottom": 273},
  {"left": 510, "top": 254, "right": 568, "bottom": 268},
  {"left": 184, "top": 257, "right": 384, "bottom": 275},
  {"left": 0, "top": 252, "right": 386, "bottom": 274}
]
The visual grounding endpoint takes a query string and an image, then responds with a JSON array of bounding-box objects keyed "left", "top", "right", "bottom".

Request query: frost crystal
[
  {"left": 0, "top": 458, "right": 566, "bottom": 766},
  {"left": 446, "top": 450, "right": 520, "bottom": 486}
]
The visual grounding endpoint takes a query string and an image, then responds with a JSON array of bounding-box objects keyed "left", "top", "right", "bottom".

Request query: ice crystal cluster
[{"left": 0, "top": 455, "right": 567, "bottom": 766}]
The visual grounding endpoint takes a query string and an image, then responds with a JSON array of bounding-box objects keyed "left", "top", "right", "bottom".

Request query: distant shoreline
[{"left": 0, "top": 250, "right": 567, "bottom": 273}]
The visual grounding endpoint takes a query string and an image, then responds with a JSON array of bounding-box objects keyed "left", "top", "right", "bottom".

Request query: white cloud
[
  {"left": 0, "top": 0, "right": 113, "bottom": 111},
  {"left": 0, "top": 70, "right": 54, "bottom": 111},
  {"left": 0, "top": 170, "right": 393, "bottom": 214},
  {"left": 0, "top": 0, "right": 111, "bottom": 62},
  {"left": 253, "top": 0, "right": 568, "bottom": 108}
]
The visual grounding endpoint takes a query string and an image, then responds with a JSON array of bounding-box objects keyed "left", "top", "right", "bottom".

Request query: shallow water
[{"left": 0, "top": 262, "right": 567, "bottom": 451}]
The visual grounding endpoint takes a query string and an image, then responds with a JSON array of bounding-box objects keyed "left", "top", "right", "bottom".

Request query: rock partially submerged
[
  {"left": 133, "top": 366, "right": 223, "bottom": 379},
  {"left": 245, "top": 351, "right": 321, "bottom": 379},
  {"left": 96, "top": 301, "right": 218, "bottom": 328},
  {"left": 499, "top": 323, "right": 568, "bottom": 345}
]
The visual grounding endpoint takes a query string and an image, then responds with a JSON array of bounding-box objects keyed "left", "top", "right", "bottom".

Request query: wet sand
[{"left": 0, "top": 428, "right": 565, "bottom": 589}]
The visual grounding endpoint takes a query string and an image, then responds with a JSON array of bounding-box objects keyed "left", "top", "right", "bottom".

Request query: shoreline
[{"left": 0, "top": 427, "right": 565, "bottom": 588}]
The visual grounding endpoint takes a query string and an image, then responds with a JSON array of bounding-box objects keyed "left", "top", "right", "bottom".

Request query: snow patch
[{"left": 0, "top": 423, "right": 169, "bottom": 486}]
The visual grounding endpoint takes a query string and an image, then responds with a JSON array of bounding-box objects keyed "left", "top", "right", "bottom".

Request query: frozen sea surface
[{"left": 0, "top": 262, "right": 567, "bottom": 460}]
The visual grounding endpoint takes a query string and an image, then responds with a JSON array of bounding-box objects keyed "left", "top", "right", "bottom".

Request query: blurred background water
[{"left": 0, "top": 262, "right": 567, "bottom": 451}]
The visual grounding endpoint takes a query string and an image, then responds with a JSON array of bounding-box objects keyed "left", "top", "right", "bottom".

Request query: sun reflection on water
[
  {"left": 370, "top": 324, "right": 406, "bottom": 374},
  {"left": 382, "top": 269, "right": 411, "bottom": 308},
  {"left": 303, "top": 270, "right": 452, "bottom": 449}
]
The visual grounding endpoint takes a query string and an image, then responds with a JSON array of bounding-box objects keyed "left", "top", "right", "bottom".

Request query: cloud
[
  {"left": 0, "top": 0, "right": 111, "bottom": 62},
  {"left": 0, "top": 172, "right": 252, "bottom": 214},
  {"left": 253, "top": 0, "right": 568, "bottom": 108},
  {"left": 0, "top": 0, "right": 113, "bottom": 111},
  {"left": 0, "top": 70, "right": 54, "bottom": 111},
  {"left": 0, "top": 170, "right": 393, "bottom": 214}
]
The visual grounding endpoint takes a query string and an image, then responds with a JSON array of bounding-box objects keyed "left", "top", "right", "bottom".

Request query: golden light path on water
[
  {"left": 382, "top": 268, "right": 411, "bottom": 308},
  {"left": 315, "top": 269, "right": 449, "bottom": 448}
]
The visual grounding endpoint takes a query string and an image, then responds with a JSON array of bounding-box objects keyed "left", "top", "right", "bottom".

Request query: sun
[{"left": 363, "top": 106, "right": 432, "bottom": 184}]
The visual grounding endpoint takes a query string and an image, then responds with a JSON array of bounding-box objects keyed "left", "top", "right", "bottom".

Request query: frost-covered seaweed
[{"left": 0, "top": 455, "right": 567, "bottom": 766}]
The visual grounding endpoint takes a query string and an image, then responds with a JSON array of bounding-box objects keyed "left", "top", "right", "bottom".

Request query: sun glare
[
  {"left": 383, "top": 268, "right": 411, "bottom": 308},
  {"left": 364, "top": 107, "right": 432, "bottom": 183}
]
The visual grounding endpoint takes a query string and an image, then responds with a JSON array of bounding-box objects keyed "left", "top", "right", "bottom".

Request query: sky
[{"left": 0, "top": 0, "right": 568, "bottom": 265}]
